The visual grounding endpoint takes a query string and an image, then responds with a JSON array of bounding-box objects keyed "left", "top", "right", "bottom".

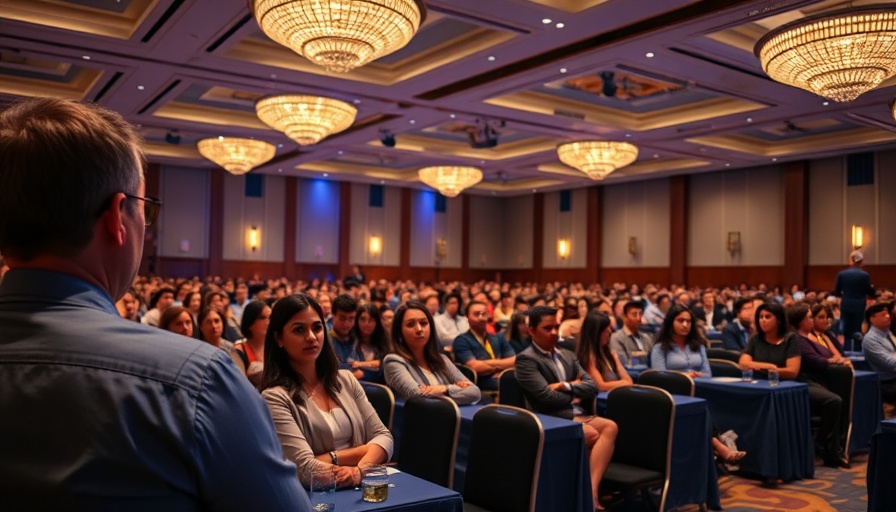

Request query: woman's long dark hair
[
  {"left": 197, "top": 306, "right": 221, "bottom": 342},
  {"left": 656, "top": 304, "right": 705, "bottom": 353},
  {"left": 505, "top": 311, "right": 528, "bottom": 342},
  {"left": 756, "top": 301, "right": 787, "bottom": 339},
  {"left": 260, "top": 293, "right": 341, "bottom": 405},
  {"left": 390, "top": 301, "right": 449, "bottom": 379},
  {"left": 352, "top": 302, "right": 392, "bottom": 357},
  {"left": 575, "top": 311, "right": 615, "bottom": 379}
]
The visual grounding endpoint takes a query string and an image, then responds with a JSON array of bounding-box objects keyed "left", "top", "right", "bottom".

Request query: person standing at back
[
  {"left": 0, "top": 98, "right": 310, "bottom": 511},
  {"left": 833, "top": 250, "right": 875, "bottom": 348}
]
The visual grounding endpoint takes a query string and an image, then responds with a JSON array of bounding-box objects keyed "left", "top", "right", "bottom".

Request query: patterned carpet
[{"left": 607, "top": 454, "right": 869, "bottom": 512}]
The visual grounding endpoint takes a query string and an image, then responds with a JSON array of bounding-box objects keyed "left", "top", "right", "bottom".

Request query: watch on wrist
[
  {"left": 330, "top": 450, "right": 338, "bottom": 465},
  {"left": 562, "top": 381, "right": 572, "bottom": 392}
]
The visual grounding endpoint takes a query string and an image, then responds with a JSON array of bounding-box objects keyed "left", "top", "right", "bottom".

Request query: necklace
[{"left": 304, "top": 381, "right": 322, "bottom": 400}]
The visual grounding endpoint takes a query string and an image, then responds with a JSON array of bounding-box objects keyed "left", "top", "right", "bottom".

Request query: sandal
[{"left": 724, "top": 451, "right": 746, "bottom": 463}]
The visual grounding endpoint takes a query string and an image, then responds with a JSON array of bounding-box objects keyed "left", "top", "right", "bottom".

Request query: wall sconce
[
  {"left": 851, "top": 225, "right": 864, "bottom": 249},
  {"left": 248, "top": 226, "right": 259, "bottom": 252},
  {"left": 628, "top": 236, "right": 638, "bottom": 256},
  {"left": 436, "top": 238, "right": 448, "bottom": 260},
  {"left": 557, "top": 238, "right": 570, "bottom": 260},
  {"left": 368, "top": 235, "right": 382, "bottom": 258},
  {"left": 727, "top": 231, "right": 741, "bottom": 255}
]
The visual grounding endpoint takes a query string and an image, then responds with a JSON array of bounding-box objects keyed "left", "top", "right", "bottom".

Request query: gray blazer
[
  {"left": 515, "top": 345, "right": 599, "bottom": 419},
  {"left": 609, "top": 327, "right": 654, "bottom": 366},
  {"left": 262, "top": 370, "right": 394, "bottom": 485},
  {"left": 383, "top": 353, "right": 481, "bottom": 405}
]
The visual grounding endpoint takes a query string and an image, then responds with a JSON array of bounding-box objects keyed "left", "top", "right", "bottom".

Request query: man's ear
[{"left": 100, "top": 193, "right": 128, "bottom": 247}]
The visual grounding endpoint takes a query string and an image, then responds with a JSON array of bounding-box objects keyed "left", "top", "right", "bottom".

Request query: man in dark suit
[
  {"left": 692, "top": 289, "right": 731, "bottom": 332},
  {"left": 515, "top": 305, "right": 617, "bottom": 511},
  {"left": 834, "top": 250, "right": 875, "bottom": 347},
  {"left": 720, "top": 297, "right": 754, "bottom": 352}
]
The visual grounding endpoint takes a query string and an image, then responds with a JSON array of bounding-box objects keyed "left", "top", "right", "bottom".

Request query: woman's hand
[
  {"left": 333, "top": 466, "right": 359, "bottom": 488},
  {"left": 688, "top": 371, "right": 703, "bottom": 378},
  {"left": 455, "top": 380, "right": 472, "bottom": 388},
  {"left": 419, "top": 384, "right": 448, "bottom": 395}
]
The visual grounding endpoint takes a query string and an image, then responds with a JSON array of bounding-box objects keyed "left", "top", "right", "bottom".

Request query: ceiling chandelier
[
  {"left": 256, "top": 94, "right": 357, "bottom": 146},
  {"left": 252, "top": 0, "right": 426, "bottom": 73},
  {"left": 197, "top": 136, "right": 276, "bottom": 175},
  {"left": 556, "top": 141, "right": 639, "bottom": 180},
  {"left": 755, "top": 5, "right": 896, "bottom": 103},
  {"left": 418, "top": 166, "right": 483, "bottom": 198}
]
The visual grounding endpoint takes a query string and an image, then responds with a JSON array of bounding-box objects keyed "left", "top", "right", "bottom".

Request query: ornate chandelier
[
  {"left": 556, "top": 141, "right": 638, "bottom": 180},
  {"left": 252, "top": 0, "right": 425, "bottom": 73},
  {"left": 418, "top": 166, "right": 483, "bottom": 198},
  {"left": 755, "top": 5, "right": 896, "bottom": 103},
  {"left": 256, "top": 94, "right": 357, "bottom": 146},
  {"left": 197, "top": 136, "right": 276, "bottom": 175}
]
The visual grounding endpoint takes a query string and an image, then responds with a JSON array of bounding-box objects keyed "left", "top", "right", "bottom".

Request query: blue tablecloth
[
  {"left": 393, "top": 402, "right": 592, "bottom": 512},
  {"left": 596, "top": 392, "right": 721, "bottom": 511},
  {"left": 867, "top": 419, "right": 896, "bottom": 512},
  {"left": 694, "top": 378, "right": 814, "bottom": 481},
  {"left": 331, "top": 470, "right": 463, "bottom": 511},
  {"left": 848, "top": 355, "right": 872, "bottom": 371},
  {"left": 850, "top": 370, "right": 883, "bottom": 455},
  {"left": 625, "top": 364, "right": 648, "bottom": 379}
]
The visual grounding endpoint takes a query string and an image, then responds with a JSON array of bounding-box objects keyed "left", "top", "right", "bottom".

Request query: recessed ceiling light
[
  {"left": 137, "top": 85, "right": 145, "bottom": 90},
  {"left": 82, "top": 55, "right": 91, "bottom": 60},
  {"left": 380, "top": 180, "right": 385, "bottom": 184},
  {"left": 560, "top": 68, "right": 567, "bottom": 73},
  {"left": 323, "top": 173, "right": 329, "bottom": 177},
  {"left": 542, "top": 18, "right": 552, "bottom": 24},
  {"left": 337, "top": 150, "right": 343, "bottom": 155},
  {"left": 645, "top": 52, "right": 655, "bottom": 58},
  {"left": 270, "top": 74, "right": 277, "bottom": 79},
  {"left": 409, "top": 119, "right": 416, "bottom": 124},
  {"left": 480, "top": 160, "right": 486, "bottom": 164},
  {"left": 449, "top": 114, "right": 456, "bottom": 119},
  {"left": 487, "top": 55, "right": 496, "bottom": 61},
  {"left": 532, "top": 189, "right": 537, "bottom": 193},
  {"left": 625, "top": 133, "right": 632, "bottom": 138},
  {"left": 353, "top": 99, "right": 361, "bottom": 104},
  {"left": 823, "top": 101, "right": 830, "bottom": 106},
  {"left": 278, "top": 168, "right": 283, "bottom": 173},
  {"left": 277, "top": 144, "right": 284, "bottom": 148},
  {"left": 555, "top": 22, "right": 565, "bottom": 28},
  {"left": 746, "top": 117, "right": 753, "bottom": 123},
  {"left": 771, "top": 158, "right": 778, "bottom": 162},
  {"left": 725, "top": 163, "right": 730, "bottom": 167},
  {"left": 491, "top": 191, "right": 497, "bottom": 195},
  {"left": 652, "top": 154, "right": 659, "bottom": 158}
]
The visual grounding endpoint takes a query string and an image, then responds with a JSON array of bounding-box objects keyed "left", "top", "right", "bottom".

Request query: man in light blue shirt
[
  {"left": 0, "top": 98, "right": 310, "bottom": 511},
  {"left": 862, "top": 302, "right": 896, "bottom": 406}
]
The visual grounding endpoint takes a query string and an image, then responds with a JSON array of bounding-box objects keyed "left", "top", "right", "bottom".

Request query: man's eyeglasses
[{"left": 124, "top": 193, "right": 162, "bottom": 227}]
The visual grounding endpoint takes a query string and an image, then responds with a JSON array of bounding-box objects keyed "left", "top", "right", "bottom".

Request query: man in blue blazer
[{"left": 834, "top": 251, "right": 875, "bottom": 347}]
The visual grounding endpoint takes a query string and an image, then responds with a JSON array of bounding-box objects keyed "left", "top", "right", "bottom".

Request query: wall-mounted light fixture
[
  {"left": 248, "top": 226, "right": 259, "bottom": 252},
  {"left": 557, "top": 238, "right": 570, "bottom": 260},
  {"left": 727, "top": 231, "right": 741, "bottom": 255},
  {"left": 436, "top": 238, "right": 448, "bottom": 260},
  {"left": 851, "top": 225, "right": 864, "bottom": 249},
  {"left": 369, "top": 235, "right": 382, "bottom": 258},
  {"left": 628, "top": 236, "right": 638, "bottom": 256}
]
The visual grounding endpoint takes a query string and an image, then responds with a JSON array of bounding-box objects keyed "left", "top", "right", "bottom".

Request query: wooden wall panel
[
  {"left": 158, "top": 257, "right": 206, "bottom": 279},
  {"left": 602, "top": 268, "right": 672, "bottom": 287},
  {"left": 687, "top": 266, "right": 785, "bottom": 289},
  {"left": 807, "top": 265, "right": 896, "bottom": 292}
]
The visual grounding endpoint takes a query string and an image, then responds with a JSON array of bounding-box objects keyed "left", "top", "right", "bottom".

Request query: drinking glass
[
  {"left": 768, "top": 368, "right": 779, "bottom": 387},
  {"left": 741, "top": 368, "right": 753, "bottom": 382},
  {"left": 309, "top": 468, "right": 336, "bottom": 512},
  {"left": 360, "top": 464, "right": 389, "bottom": 503}
]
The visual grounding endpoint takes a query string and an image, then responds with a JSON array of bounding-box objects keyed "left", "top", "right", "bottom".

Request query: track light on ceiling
[{"left": 380, "top": 129, "right": 396, "bottom": 147}]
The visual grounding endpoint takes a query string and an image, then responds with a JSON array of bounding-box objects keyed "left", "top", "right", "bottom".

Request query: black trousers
[
  {"left": 807, "top": 381, "right": 844, "bottom": 457},
  {"left": 881, "top": 379, "right": 896, "bottom": 405}
]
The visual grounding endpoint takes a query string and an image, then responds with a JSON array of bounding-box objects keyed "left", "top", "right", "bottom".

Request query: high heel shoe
[{"left": 723, "top": 451, "right": 747, "bottom": 463}]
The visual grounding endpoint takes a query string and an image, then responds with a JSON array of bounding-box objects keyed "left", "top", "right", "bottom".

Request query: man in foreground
[{"left": 0, "top": 98, "right": 310, "bottom": 510}]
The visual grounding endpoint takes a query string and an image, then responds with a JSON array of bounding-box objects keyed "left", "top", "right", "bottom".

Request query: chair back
[
  {"left": 455, "top": 362, "right": 478, "bottom": 385},
  {"left": 361, "top": 382, "right": 395, "bottom": 431},
  {"left": 464, "top": 405, "right": 544, "bottom": 512},
  {"left": 709, "top": 358, "right": 742, "bottom": 378},
  {"left": 824, "top": 364, "right": 856, "bottom": 457},
  {"left": 706, "top": 347, "right": 740, "bottom": 362},
  {"left": 398, "top": 395, "right": 460, "bottom": 488},
  {"left": 497, "top": 369, "right": 527, "bottom": 408},
  {"left": 637, "top": 369, "right": 695, "bottom": 396},
  {"left": 605, "top": 385, "right": 675, "bottom": 511}
]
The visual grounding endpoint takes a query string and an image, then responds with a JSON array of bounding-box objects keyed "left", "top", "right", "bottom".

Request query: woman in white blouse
[{"left": 261, "top": 294, "right": 393, "bottom": 488}]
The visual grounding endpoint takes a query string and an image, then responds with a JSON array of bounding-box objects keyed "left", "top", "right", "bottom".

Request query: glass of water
[
  {"left": 741, "top": 368, "right": 753, "bottom": 382},
  {"left": 309, "top": 468, "right": 336, "bottom": 511},
  {"left": 360, "top": 463, "right": 389, "bottom": 503},
  {"left": 768, "top": 368, "right": 779, "bottom": 387}
]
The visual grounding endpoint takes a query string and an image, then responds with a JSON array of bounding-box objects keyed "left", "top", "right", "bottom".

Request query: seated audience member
[
  {"left": 720, "top": 297, "right": 754, "bottom": 352},
  {"left": 230, "top": 283, "right": 250, "bottom": 323},
  {"left": 348, "top": 302, "right": 392, "bottom": 383},
  {"left": 378, "top": 304, "right": 394, "bottom": 333},
  {"left": 160, "top": 306, "right": 194, "bottom": 339},
  {"left": 505, "top": 311, "right": 532, "bottom": 354},
  {"left": 515, "top": 305, "right": 618, "bottom": 511},
  {"left": 434, "top": 293, "right": 469, "bottom": 350},
  {"left": 141, "top": 286, "right": 174, "bottom": 327},
  {"left": 182, "top": 290, "right": 202, "bottom": 327},
  {"left": 811, "top": 303, "right": 845, "bottom": 355},
  {"left": 116, "top": 287, "right": 140, "bottom": 322},
  {"left": 261, "top": 294, "right": 392, "bottom": 488},
  {"left": 576, "top": 311, "right": 633, "bottom": 391},
  {"left": 198, "top": 306, "right": 234, "bottom": 353},
  {"left": 452, "top": 300, "right": 516, "bottom": 391},
  {"left": 863, "top": 302, "right": 896, "bottom": 408},
  {"left": 383, "top": 302, "right": 481, "bottom": 405},
  {"left": 643, "top": 293, "right": 671, "bottom": 330},
  {"left": 692, "top": 289, "right": 731, "bottom": 331},
  {"left": 790, "top": 303, "right": 850, "bottom": 468},
  {"left": 650, "top": 305, "right": 710, "bottom": 376},
  {"left": 493, "top": 292, "right": 515, "bottom": 327},
  {"left": 609, "top": 300, "right": 653, "bottom": 367},
  {"left": 203, "top": 290, "right": 243, "bottom": 342},
  {"left": 318, "top": 292, "right": 334, "bottom": 331},
  {"left": 558, "top": 297, "right": 583, "bottom": 339},
  {"left": 423, "top": 293, "right": 441, "bottom": 319},
  {"left": 329, "top": 294, "right": 359, "bottom": 371},
  {"left": 232, "top": 300, "right": 271, "bottom": 387}
]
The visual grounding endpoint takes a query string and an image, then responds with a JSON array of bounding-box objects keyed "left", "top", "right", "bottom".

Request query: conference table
[
  {"left": 850, "top": 370, "right": 883, "bottom": 455},
  {"left": 329, "top": 470, "right": 463, "bottom": 511},
  {"left": 392, "top": 401, "right": 592, "bottom": 512},
  {"left": 694, "top": 377, "right": 815, "bottom": 481},
  {"left": 595, "top": 392, "right": 721, "bottom": 511},
  {"left": 867, "top": 418, "right": 896, "bottom": 512}
]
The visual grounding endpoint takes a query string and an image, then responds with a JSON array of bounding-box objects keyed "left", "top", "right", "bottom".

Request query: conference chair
[
  {"left": 812, "top": 364, "right": 856, "bottom": 459},
  {"left": 709, "top": 358, "right": 742, "bottom": 378},
  {"left": 464, "top": 405, "right": 544, "bottom": 512},
  {"left": 602, "top": 385, "right": 676, "bottom": 512},
  {"left": 455, "top": 363, "right": 478, "bottom": 385},
  {"left": 638, "top": 369, "right": 695, "bottom": 396},
  {"left": 706, "top": 348, "right": 741, "bottom": 363},
  {"left": 361, "top": 382, "right": 395, "bottom": 431},
  {"left": 399, "top": 395, "right": 461, "bottom": 489},
  {"left": 497, "top": 369, "right": 527, "bottom": 409}
]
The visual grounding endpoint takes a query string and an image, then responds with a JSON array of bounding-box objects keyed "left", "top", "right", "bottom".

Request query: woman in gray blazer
[
  {"left": 261, "top": 294, "right": 393, "bottom": 488},
  {"left": 384, "top": 301, "right": 481, "bottom": 405}
]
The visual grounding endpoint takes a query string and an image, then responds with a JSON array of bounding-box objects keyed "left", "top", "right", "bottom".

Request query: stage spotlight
[{"left": 380, "top": 129, "right": 396, "bottom": 147}]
